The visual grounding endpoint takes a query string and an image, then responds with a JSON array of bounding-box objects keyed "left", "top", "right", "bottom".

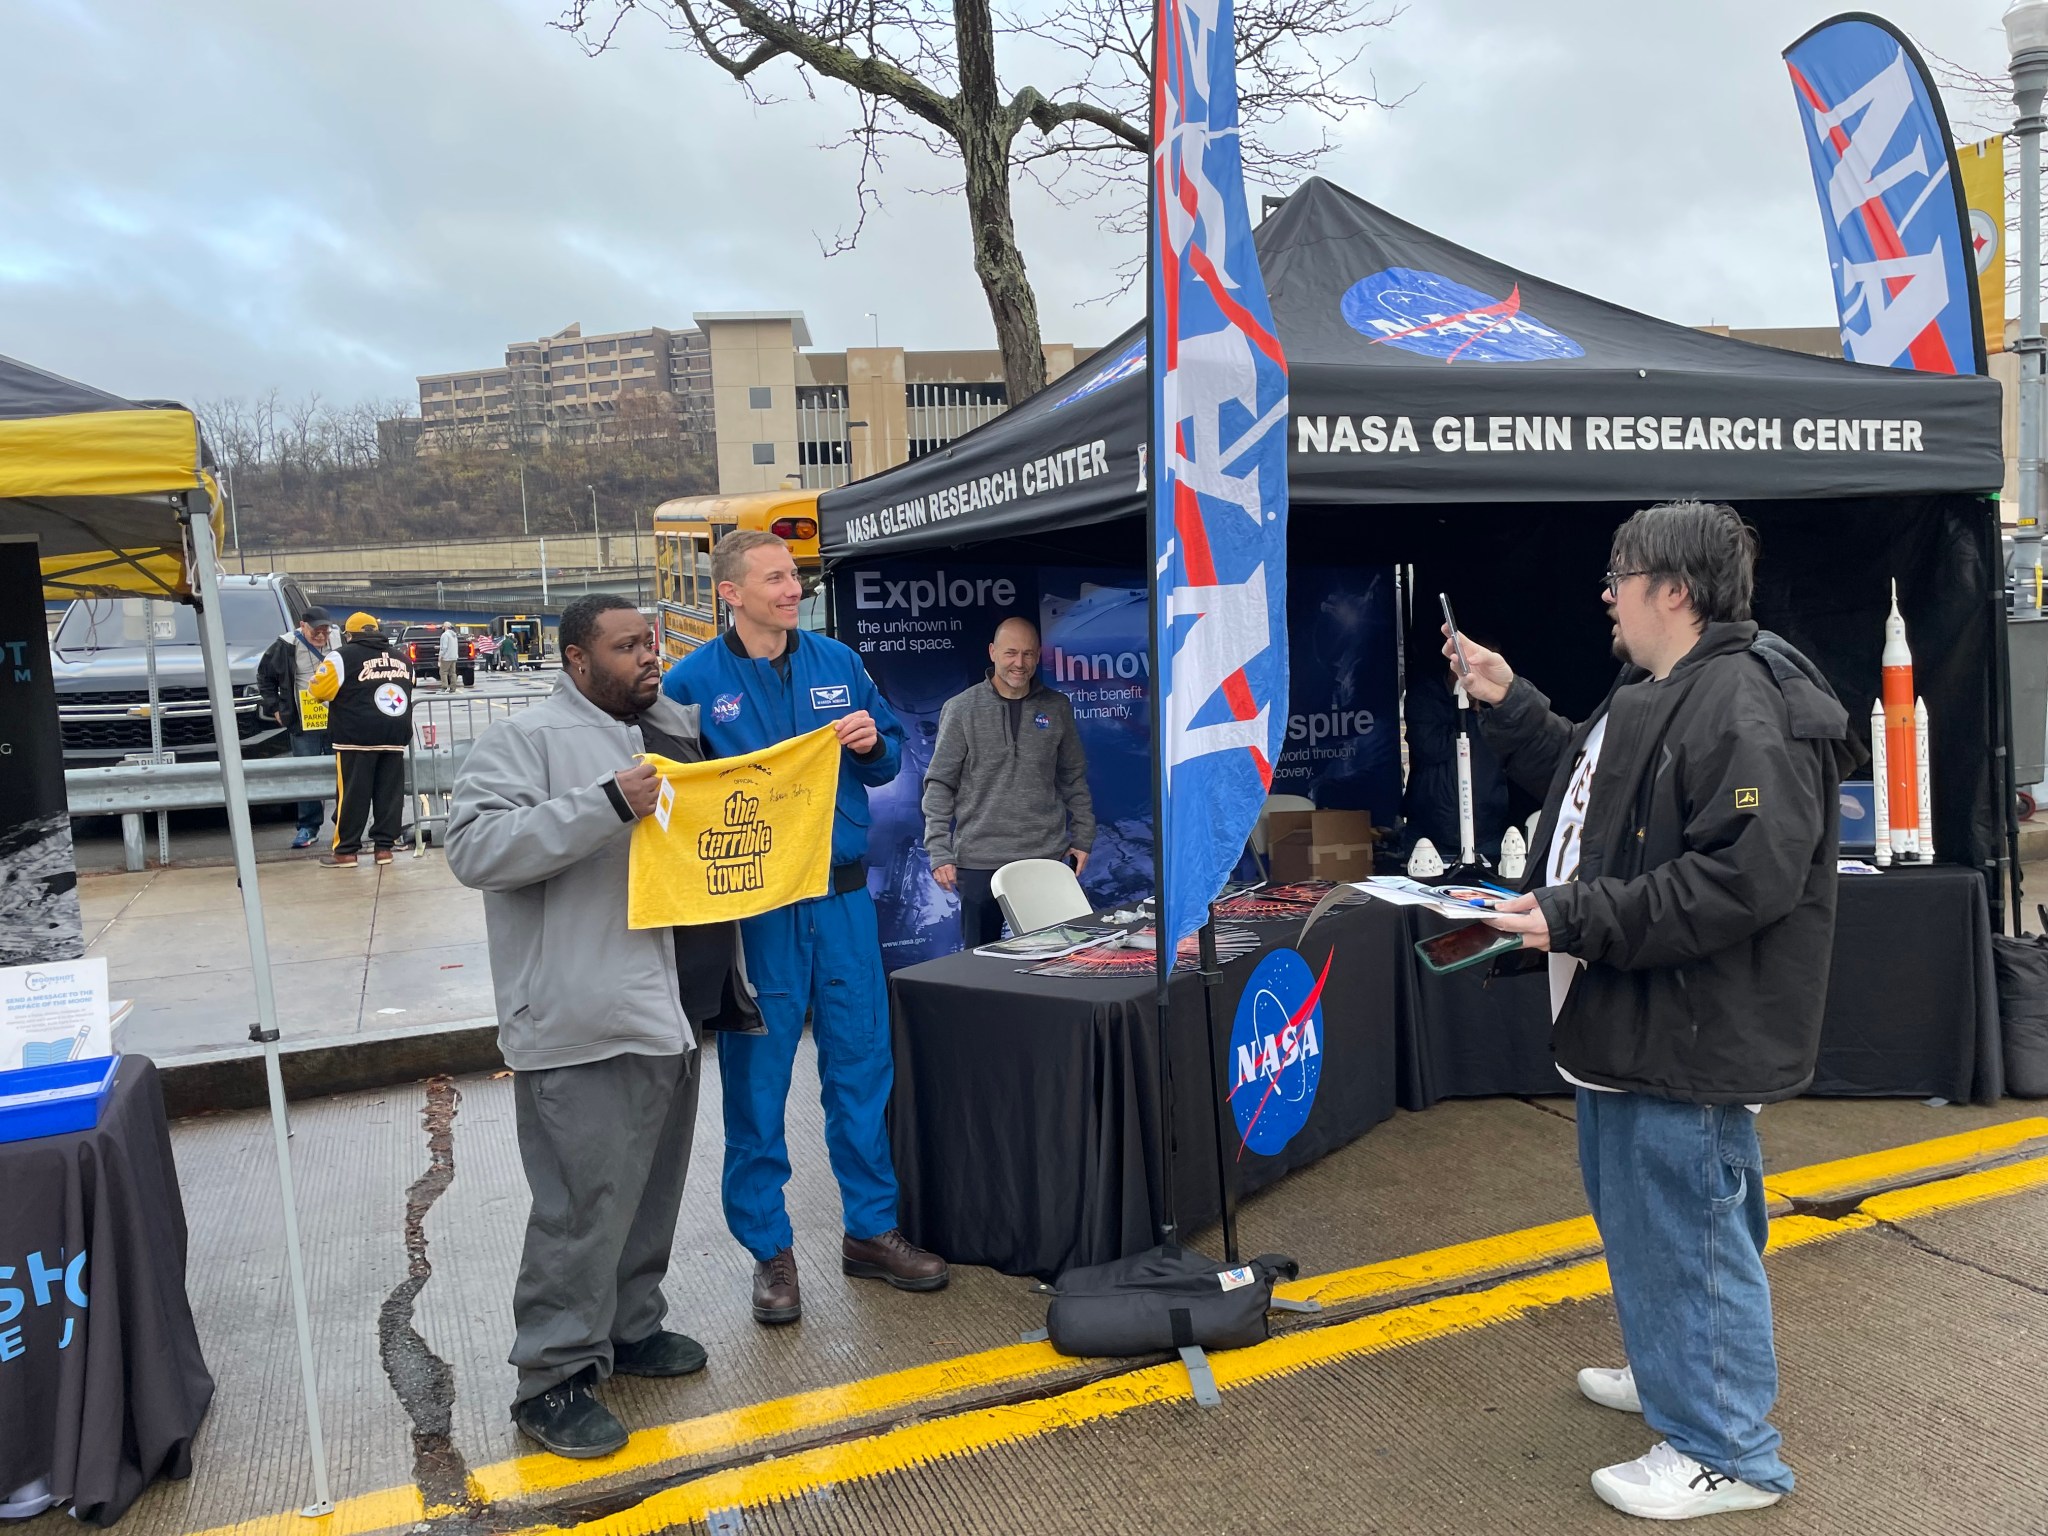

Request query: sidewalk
[{"left": 81, "top": 851, "right": 493, "bottom": 1061}]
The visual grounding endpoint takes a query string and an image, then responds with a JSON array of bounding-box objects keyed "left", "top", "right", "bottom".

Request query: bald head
[{"left": 989, "top": 617, "right": 1042, "bottom": 699}]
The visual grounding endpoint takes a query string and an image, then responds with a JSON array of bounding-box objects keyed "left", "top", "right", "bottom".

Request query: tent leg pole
[
  {"left": 182, "top": 496, "right": 336, "bottom": 1517},
  {"left": 1197, "top": 917, "right": 1238, "bottom": 1264}
]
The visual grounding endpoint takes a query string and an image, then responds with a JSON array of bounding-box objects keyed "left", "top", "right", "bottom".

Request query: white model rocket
[
  {"left": 1870, "top": 699, "right": 1890, "bottom": 868},
  {"left": 1915, "top": 696, "right": 1935, "bottom": 862},
  {"left": 1453, "top": 680, "right": 1478, "bottom": 868}
]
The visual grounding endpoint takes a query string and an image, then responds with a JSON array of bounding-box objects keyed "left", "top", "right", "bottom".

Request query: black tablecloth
[
  {"left": 0, "top": 1057, "right": 213, "bottom": 1526},
  {"left": 1402, "top": 865, "right": 2003, "bottom": 1108},
  {"left": 890, "top": 902, "right": 1403, "bottom": 1279}
]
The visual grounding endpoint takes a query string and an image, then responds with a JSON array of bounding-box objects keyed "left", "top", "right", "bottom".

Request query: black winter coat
[{"left": 1481, "top": 622, "right": 1857, "bottom": 1104}]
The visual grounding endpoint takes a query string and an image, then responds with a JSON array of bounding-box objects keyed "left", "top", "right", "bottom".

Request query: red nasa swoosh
[
  {"left": 1368, "top": 284, "right": 1526, "bottom": 364},
  {"left": 1234, "top": 947, "right": 1335, "bottom": 1159}
]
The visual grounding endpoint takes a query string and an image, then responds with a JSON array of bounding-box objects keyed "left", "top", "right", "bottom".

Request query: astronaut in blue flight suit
[{"left": 663, "top": 529, "right": 949, "bottom": 1324}]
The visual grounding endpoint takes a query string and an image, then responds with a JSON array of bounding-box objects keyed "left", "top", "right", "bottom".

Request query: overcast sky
[{"left": 3, "top": 0, "right": 2015, "bottom": 406}]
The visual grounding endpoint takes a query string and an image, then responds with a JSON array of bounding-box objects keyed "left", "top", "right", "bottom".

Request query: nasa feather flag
[
  {"left": 1149, "top": 0, "right": 1290, "bottom": 965},
  {"left": 1783, "top": 15, "right": 1987, "bottom": 375}
]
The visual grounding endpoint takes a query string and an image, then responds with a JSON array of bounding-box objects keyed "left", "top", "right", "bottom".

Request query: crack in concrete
[
  {"left": 379, "top": 1076, "right": 477, "bottom": 1515},
  {"left": 1875, "top": 1220, "right": 2048, "bottom": 1300}
]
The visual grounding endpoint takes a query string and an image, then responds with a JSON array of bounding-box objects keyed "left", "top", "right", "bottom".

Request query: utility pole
[
  {"left": 588, "top": 484, "right": 602, "bottom": 568},
  {"left": 519, "top": 461, "right": 530, "bottom": 538}
]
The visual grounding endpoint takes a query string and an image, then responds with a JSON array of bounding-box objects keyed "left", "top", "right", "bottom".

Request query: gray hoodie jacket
[
  {"left": 447, "top": 674, "right": 703, "bottom": 1071},
  {"left": 921, "top": 677, "right": 1096, "bottom": 870}
]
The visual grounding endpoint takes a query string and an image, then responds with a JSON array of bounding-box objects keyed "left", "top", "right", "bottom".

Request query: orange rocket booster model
[{"left": 1880, "top": 580, "right": 1920, "bottom": 861}]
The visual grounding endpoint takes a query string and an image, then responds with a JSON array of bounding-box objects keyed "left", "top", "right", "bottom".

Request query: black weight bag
[
  {"left": 1991, "top": 910, "right": 2048, "bottom": 1098},
  {"left": 1044, "top": 1245, "right": 1301, "bottom": 1359}
]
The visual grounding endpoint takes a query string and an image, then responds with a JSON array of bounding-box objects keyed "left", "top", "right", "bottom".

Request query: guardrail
[{"left": 65, "top": 689, "right": 542, "bottom": 871}]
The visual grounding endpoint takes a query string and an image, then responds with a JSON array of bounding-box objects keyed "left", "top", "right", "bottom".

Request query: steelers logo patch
[{"left": 374, "top": 682, "right": 410, "bottom": 717}]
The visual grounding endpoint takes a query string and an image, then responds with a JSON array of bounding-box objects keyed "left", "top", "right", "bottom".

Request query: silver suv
[{"left": 52, "top": 574, "right": 315, "bottom": 765}]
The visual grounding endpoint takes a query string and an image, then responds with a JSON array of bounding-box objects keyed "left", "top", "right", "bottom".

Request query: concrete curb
[{"left": 154, "top": 1016, "right": 505, "bottom": 1118}]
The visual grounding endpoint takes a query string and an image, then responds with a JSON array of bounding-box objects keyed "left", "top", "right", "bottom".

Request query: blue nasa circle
[
  {"left": 1340, "top": 267, "right": 1585, "bottom": 362},
  {"left": 1228, "top": 947, "right": 1327, "bottom": 1157},
  {"left": 711, "top": 692, "right": 743, "bottom": 724}
]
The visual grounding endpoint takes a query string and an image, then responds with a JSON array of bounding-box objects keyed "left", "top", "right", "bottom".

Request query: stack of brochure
[{"left": 972, "top": 922, "right": 1124, "bottom": 962}]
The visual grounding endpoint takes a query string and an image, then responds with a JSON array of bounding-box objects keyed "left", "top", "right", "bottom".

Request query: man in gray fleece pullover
[{"left": 921, "top": 616, "right": 1097, "bottom": 945}]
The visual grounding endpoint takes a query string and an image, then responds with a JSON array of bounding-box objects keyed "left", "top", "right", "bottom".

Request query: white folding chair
[{"left": 990, "top": 858, "right": 1093, "bottom": 934}]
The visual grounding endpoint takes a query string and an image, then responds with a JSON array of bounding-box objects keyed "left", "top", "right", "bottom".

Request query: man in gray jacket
[
  {"left": 922, "top": 616, "right": 1097, "bottom": 945},
  {"left": 448, "top": 593, "right": 722, "bottom": 1460}
]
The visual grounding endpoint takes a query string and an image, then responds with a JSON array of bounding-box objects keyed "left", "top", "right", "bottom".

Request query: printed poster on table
[
  {"left": 626, "top": 729, "right": 839, "bottom": 928},
  {"left": 0, "top": 537, "right": 85, "bottom": 968},
  {"left": 1, "top": 956, "right": 111, "bottom": 1071}
]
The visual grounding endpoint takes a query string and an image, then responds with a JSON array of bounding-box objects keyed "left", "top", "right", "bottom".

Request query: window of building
[
  {"left": 751, "top": 442, "right": 776, "bottom": 465},
  {"left": 749, "top": 386, "right": 772, "bottom": 410},
  {"left": 554, "top": 344, "right": 583, "bottom": 359}
]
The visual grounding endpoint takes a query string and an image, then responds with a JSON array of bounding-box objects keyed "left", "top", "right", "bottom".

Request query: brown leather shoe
[
  {"left": 842, "top": 1229, "right": 949, "bottom": 1292},
  {"left": 752, "top": 1247, "right": 801, "bottom": 1325}
]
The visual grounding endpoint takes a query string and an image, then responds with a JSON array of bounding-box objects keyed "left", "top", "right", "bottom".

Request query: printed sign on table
[{"left": 1, "top": 956, "right": 112, "bottom": 1072}]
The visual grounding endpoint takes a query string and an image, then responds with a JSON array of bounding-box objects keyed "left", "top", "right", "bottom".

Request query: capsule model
[
  {"left": 1881, "top": 581, "right": 1921, "bottom": 861},
  {"left": 1870, "top": 698, "right": 1891, "bottom": 868}
]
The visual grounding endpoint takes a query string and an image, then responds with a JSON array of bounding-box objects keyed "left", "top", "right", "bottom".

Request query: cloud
[{"left": 3, "top": 0, "right": 2010, "bottom": 405}]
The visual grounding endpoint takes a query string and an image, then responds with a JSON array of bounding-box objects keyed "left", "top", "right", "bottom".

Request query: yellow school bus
[{"left": 650, "top": 489, "right": 825, "bottom": 662}]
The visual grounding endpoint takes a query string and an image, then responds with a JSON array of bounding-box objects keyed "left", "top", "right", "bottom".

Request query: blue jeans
[
  {"left": 719, "top": 887, "right": 899, "bottom": 1258},
  {"left": 1577, "top": 1089, "right": 1794, "bottom": 1494},
  {"left": 289, "top": 730, "right": 331, "bottom": 838}
]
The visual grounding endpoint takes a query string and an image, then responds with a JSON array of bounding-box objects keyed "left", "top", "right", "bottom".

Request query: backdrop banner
[
  {"left": 0, "top": 536, "right": 84, "bottom": 967},
  {"left": 840, "top": 558, "right": 1394, "bottom": 968}
]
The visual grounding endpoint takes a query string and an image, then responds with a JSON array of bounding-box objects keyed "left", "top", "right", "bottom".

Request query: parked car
[
  {"left": 397, "top": 625, "right": 476, "bottom": 688},
  {"left": 52, "top": 574, "right": 314, "bottom": 765}
]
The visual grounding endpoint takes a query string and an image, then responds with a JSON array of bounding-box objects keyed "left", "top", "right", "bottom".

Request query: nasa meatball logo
[
  {"left": 712, "top": 693, "right": 743, "bottom": 724},
  {"left": 1228, "top": 947, "right": 1331, "bottom": 1156},
  {"left": 373, "top": 682, "right": 409, "bottom": 717},
  {"left": 1034, "top": 712, "right": 1051, "bottom": 730},
  {"left": 1341, "top": 268, "right": 1585, "bottom": 363}
]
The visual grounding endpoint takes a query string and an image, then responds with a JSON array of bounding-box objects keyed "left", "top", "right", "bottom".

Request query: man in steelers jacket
[
  {"left": 662, "top": 530, "right": 948, "bottom": 1326},
  {"left": 309, "top": 611, "right": 415, "bottom": 867}
]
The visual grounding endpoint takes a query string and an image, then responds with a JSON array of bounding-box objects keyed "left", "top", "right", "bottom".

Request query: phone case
[{"left": 1413, "top": 930, "right": 1523, "bottom": 975}]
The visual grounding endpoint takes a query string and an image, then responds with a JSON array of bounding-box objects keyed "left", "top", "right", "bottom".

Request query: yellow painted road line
[
  {"left": 1762, "top": 1116, "right": 2048, "bottom": 1204},
  {"left": 1857, "top": 1152, "right": 2048, "bottom": 1222},
  {"left": 495, "top": 1156, "right": 2037, "bottom": 1536},
  {"left": 182, "top": 1122, "right": 2048, "bottom": 1536}
]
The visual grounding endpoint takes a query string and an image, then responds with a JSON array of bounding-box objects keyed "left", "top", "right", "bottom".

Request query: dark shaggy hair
[
  {"left": 1609, "top": 501, "right": 1760, "bottom": 624},
  {"left": 558, "top": 593, "right": 640, "bottom": 659}
]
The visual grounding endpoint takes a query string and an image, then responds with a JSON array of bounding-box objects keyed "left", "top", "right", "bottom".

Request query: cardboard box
[{"left": 1265, "top": 809, "right": 1375, "bottom": 884}]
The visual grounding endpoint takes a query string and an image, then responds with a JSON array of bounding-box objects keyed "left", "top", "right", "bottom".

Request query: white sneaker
[
  {"left": 1591, "top": 1441, "right": 1783, "bottom": 1520},
  {"left": 1577, "top": 1363, "right": 1642, "bottom": 1413}
]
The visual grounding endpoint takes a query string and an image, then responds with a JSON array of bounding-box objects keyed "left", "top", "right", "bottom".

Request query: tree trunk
[{"left": 953, "top": 0, "right": 1047, "bottom": 401}]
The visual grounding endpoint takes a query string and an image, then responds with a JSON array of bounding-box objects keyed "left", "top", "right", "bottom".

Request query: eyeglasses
[{"left": 1603, "top": 568, "right": 1652, "bottom": 591}]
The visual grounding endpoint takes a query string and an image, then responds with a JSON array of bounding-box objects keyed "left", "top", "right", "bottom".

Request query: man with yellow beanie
[{"left": 309, "top": 612, "right": 414, "bottom": 866}]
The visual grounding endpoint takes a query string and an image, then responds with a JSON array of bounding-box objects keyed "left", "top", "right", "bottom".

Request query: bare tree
[
  {"left": 559, "top": 0, "right": 1402, "bottom": 397},
  {"left": 1925, "top": 50, "right": 2035, "bottom": 325}
]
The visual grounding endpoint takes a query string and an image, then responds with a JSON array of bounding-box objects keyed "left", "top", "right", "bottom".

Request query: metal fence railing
[{"left": 405, "top": 691, "right": 541, "bottom": 850}]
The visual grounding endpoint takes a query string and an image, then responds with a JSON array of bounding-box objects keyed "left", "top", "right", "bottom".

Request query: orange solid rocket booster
[{"left": 1881, "top": 580, "right": 1920, "bottom": 859}]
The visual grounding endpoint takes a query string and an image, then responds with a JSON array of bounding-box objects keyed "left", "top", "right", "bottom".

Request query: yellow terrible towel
[{"left": 627, "top": 726, "right": 841, "bottom": 928}]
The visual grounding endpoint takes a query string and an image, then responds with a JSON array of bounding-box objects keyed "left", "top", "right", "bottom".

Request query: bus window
[{"left": 692, "top": 537, "right": 715, "bottom": 612}]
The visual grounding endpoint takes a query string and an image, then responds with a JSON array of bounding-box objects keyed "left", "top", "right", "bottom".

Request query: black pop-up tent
[{"left": 822, "top": 177, "right": 2012, "bottom": 916}]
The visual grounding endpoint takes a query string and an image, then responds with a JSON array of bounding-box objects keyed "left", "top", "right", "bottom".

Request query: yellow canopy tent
[
  {"left": 0, "top": 353, "right": 334, "bottom": 1515},
  {"left": 0, "top": 352, "right": 225, "bottom": 600}
]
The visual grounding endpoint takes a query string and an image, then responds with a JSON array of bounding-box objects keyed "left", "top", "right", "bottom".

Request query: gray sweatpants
[{"left": 509, "top": 1049, "right": 699, "bottom": 1405}]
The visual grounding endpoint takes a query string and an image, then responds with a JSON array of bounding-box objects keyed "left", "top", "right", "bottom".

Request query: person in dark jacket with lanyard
[
  {"left": 663, "top": 530, "right": 947, "bottom": 1326},
  {"left": 257, "top": 606, "right": 335, "bottom": 849},
  {"left": 1460, "top": 502, "right": 1852, "bottom": 1521},
  {"left": 309, "top": 612, "right": 415, "bottom": 867}
]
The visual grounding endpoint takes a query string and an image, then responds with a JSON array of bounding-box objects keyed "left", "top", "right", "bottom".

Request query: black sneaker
[
  {"left": 612, "top": 1330, "right": 708, "bottom": 1378},
  {"left": 511, "top": 1367, "right": 627, "bottom": 1459}
]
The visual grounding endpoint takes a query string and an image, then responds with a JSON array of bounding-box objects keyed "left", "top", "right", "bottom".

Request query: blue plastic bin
[{"left": 0, "top": 1054, "right": 121, "bottom": 1144}]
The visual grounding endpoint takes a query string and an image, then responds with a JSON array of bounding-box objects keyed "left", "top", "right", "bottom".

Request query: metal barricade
[{"left": 405, "top": 690, "right": 542, "bottom": 850}]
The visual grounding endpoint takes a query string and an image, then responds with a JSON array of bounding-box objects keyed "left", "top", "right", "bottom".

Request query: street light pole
[
  {"left": 519, "top": 461, "right": 530, "bottom": 538},
  {"left": 588, "top": 484, "right": 602, "bottom": 568},
  {"left": 864, "top": 311, "right": 879, "bottom": 348},
  {"left": 2010, "top": 0, "right": 2048, "bottom": 612}
]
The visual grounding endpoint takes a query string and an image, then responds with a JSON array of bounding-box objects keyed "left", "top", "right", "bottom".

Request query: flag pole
[
  {"left": 1146, "top": 0, "right": 1178, "bottom": 1251},
  {"left": 1195, "top": 910, "right": 1239, "bottom": 1261}
]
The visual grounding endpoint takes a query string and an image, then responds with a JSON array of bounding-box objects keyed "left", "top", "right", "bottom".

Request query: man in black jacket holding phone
[{"left": 1457, "top": 501, "right": 1854, "bottom": 1521}]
